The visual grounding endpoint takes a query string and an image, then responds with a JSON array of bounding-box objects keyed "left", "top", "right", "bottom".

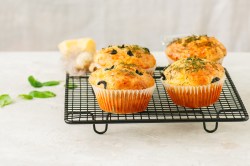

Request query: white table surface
[{"left": 0, "top": 52, "right": 249, "bottom": 166}]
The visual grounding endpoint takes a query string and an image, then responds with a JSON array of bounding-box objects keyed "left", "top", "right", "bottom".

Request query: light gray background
[{"left": 0, "top": 0, "right": 249, "bottom": 51}]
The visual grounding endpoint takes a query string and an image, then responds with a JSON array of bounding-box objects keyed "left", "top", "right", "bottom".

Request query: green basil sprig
[{"left": 28, "top": 75, "right": 60, "bottom": 88}]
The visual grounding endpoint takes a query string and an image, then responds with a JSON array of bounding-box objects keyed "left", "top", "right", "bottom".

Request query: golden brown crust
[
  {"left": 89, "top": 63, "right": 155, "bottom": 90},
  {"left": 165, "top": 35, "right": 227, "bottom": 62},
  {"left": 162, "top": 58, "right": 225, "bottom": 86},
  {"left": 94, "top": 45, "right": 156, "bottom": 69}
]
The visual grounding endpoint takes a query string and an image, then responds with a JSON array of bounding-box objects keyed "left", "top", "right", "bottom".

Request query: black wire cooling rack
[{"left": 64, "top": 67, "right": 248, "bottom": 134}]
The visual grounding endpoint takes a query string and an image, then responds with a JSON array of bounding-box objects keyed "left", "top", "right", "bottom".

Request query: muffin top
[
  {"left": 162, "top": 57, "right": 225, "bottom": 86},
  {"left": 89, "top": 63, "right": 155, "bottom": 90},
  {"left": 165, "top": 35, "right": 227, "bottom": 62},
  {"left": 94, "top": 44, "right": 156, "bottom": 69}
]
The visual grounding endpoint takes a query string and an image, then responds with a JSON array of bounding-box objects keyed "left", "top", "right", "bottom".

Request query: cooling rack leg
[
  {"left": 203, "top": 122, "right": 218, "bottom": 133},
  {"left": 93, "top": 123, "right": 109, "bottom": 134},
  {"left": 92, "top": 113, "right": 111, "bottom": 134}
]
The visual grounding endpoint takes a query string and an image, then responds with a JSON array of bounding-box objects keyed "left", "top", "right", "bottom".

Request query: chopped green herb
[
  {"left": 171, "top": 57, "right": 208, "bottom": 73},
  {"left": 128, "top": 45, "right": 150, "bottom": 54},
  {"left": 110, "top": 49, "right": 117, "bottom": 54},
  {"left": 0, "top": 94, "right": 12, "bottom": 107},
  {"left": 185, "top": 35, "right": 198, "bottom": 43},
  {"left": 183, "top": 35, "right": 208, "bottom": 46},
  {"left": 119, "top": 62, "right": 137, "bottom": 67},
  {"left": 129, "top": 45, "right": 140, "bottom": 51},
  {"left": 29, "top": 91, "right": 56, "bottom": 98},
  {"left": 168, "top": 35, "right": 208, "bottom": 47},
  {"left": 184, "top": 57, "right": 206, "bottom": 72},
  {"left": 18, "top": 94, "right": 33, "bottom": 100},
  {"left": 135, "top": 70, "right": 143, "bottom": 76},
  {"left": 167, "top": 38, "right": 182, "bottom": 46},
  {"left": 120, "top": 69, "right": 136, "bottom": 76},
  {"left": 118, "top": 44, "right": 125, "bottom": 49}
]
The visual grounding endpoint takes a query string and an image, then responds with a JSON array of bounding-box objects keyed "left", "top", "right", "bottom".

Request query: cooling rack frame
[{"left": 64, "top": 67, "right": 248, "bottom": 134}]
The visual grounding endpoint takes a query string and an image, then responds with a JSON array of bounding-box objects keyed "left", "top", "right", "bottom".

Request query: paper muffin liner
[
  {"left": 161, "top": 76, "right": 225, "bottom": 108},
  {"left": 145, "top": 65, "right": 157, "bottom": 75},
  {"left": 166, "top": 56, "right": 224, "bottom": 65},
  {"left": 91, "top": 85, "right": 156, "bottom": 114}
]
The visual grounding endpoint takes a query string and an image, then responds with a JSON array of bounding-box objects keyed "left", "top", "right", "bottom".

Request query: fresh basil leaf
[
  {"left": 65, "top": 83, "right": 78, "bottom": 89},
  {"left": 29, "top": 91, "right": 56, "bottom": 98},
  {"left": 28, "top": 76, "right": 43, "bottom": 88},
  {"left": 0, "top": 94, "right": 12, "bottom": 107},
  {"left": 42, "top": 81, "right": 60, "bottom": 86},
  {"left": 18, "top": 94, "right": 33, "bottom": 100}
]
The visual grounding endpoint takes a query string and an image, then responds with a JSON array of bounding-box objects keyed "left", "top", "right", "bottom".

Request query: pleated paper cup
[
  {"left": 161, "top": 76, "right": 225, "bottom": 108},
  {"left": 91, "top": 85, "right": 155, "bottom": 114},
  {"left": 145, "top": 65, "right": 157, "bottom": 75}
]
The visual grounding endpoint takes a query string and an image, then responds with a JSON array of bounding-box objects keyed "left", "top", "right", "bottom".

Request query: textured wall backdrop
[{"left": 0, "top": 0, "right": 249, "bottom": 51}]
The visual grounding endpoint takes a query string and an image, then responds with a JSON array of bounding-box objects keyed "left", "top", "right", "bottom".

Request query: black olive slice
[
  {"left": 105, "top": 65, "right": 115, "bottom": 71},
  {"left": 136, "top": 70, "right": 143, "bottom": 76},
  {"left": 127, "top": 50, "right": 133, "bottom": 56},
  {"left": 211, "top": 77, "right": 220, "bottom": 83},
  {"left": 97, "top": 81, "right": 107, "bottom": 89},
  {"left": 110, "top": 49, "right": 117, "bottom": 54}
]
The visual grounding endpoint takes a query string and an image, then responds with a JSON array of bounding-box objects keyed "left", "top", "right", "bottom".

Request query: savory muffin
[
  {"left": 89, "top": 63, "right": 155, "bottom": 114},
  {"left": 165, "top": 35, "right": 226, "bottom": 64},
  {"left": 161, "top": 57, "right": 225, "bottom": 108},
  {"left": 93, "top": 44, "right": 156, "bottom": 74}
]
